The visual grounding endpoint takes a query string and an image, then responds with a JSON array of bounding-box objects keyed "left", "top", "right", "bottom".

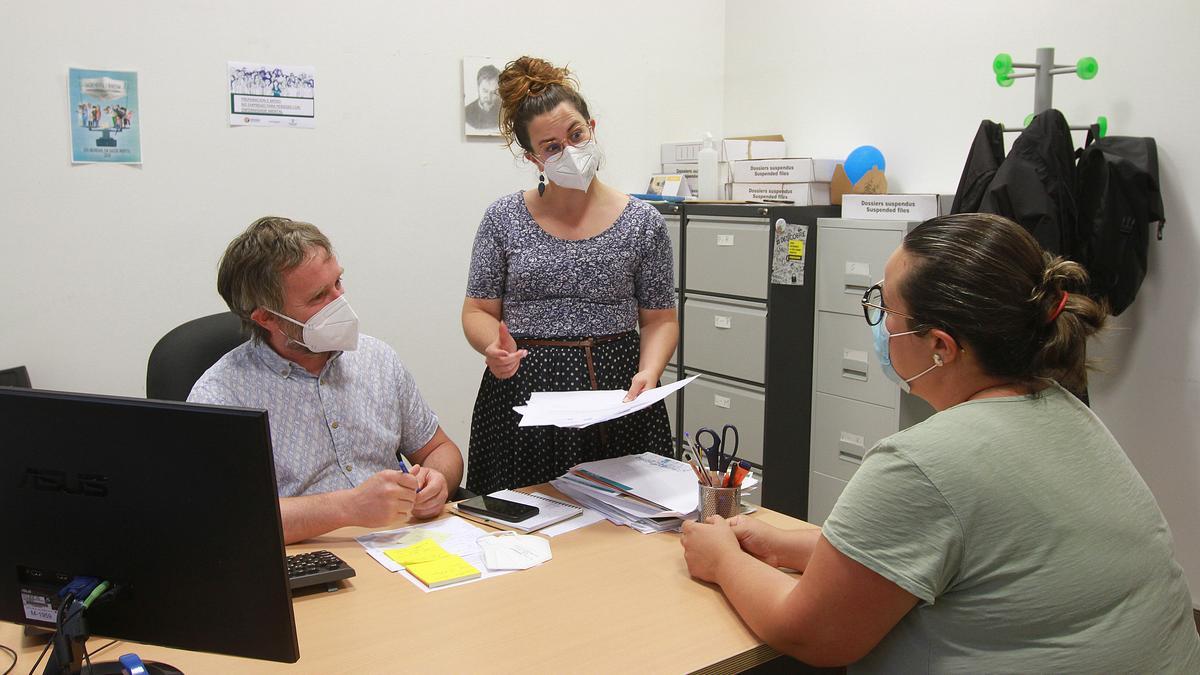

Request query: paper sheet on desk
[
  {"left": 355, "top": 517, "right": 513, "bottom": 592},
  {"left": 514, "top": 375, "right": 696, "bottom": 428}
]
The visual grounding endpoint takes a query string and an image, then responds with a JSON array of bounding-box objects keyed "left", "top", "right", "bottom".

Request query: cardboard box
[
  {"left": 730, "top": 182, "right": 831, "bottom": 205},
  {"left": 721, "top": 136, "right": 787, "bottom": 162},
  {"left": 730, "top": 158, "right": 817, "bottom": 183},
  {"left": 659, "top": 135, "right": 786, "bottom": 164},
  {"left": 841, "top": 194, "right": 941, "bottom": 221},
  {"left": 813, "top": 159, "right": 840, "bottom": 183}
]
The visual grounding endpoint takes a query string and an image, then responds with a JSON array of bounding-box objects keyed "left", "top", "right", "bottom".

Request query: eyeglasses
[
  {"left": 536, "top": 124, "right": 593, "bottom": 161},
  {"left": 861, "top": 282, "right": 916, "bottom": 326}
]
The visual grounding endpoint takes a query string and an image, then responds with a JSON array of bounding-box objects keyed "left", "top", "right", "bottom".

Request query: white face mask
[
  {"left": 542, "top": 140, "right": 600, "bottom": 192},
  {"left": 267, "top": 295, "right": 359, "bottom": 353}
]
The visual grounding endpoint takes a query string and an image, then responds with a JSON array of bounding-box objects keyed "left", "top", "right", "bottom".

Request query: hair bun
[{"left": 499, "top": 56, "right": 575, "bottom": 109}]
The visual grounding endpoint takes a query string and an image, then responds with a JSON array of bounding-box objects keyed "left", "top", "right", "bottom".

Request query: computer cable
[
  {"left": 26, "top": 580, "right": 115, "bottom": 675},
  {"left": 0, "top": 643, "right": 17, "bottom": 675}
]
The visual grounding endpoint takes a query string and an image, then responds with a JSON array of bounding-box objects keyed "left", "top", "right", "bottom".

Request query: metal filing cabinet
[
  {"left": 807, "top": 218, "right": 934, "bottom": 525},
  {"left": 654, "top": 203, "right": 839, "bottom": 520}
]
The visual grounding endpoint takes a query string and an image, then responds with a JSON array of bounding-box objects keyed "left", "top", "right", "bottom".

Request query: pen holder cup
[{"left": 698, "top": 484, "right": 741, "bottom": 521}]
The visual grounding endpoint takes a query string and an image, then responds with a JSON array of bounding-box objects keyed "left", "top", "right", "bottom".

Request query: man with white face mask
[{"left": 189, "top": 216, "right": 463, "bottom": 544}]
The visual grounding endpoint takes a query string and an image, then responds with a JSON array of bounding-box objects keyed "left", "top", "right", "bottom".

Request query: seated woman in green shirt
[{"left": 680, "top": 213, "right": 1200, "bottom": 672}]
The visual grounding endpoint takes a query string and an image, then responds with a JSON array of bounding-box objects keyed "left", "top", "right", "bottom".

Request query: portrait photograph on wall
[{"left": 463, "top": 56, "right": 503, "bottom": 137}]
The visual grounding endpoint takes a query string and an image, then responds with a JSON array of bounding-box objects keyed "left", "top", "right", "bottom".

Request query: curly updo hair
[
  {"left": 896, "top": 213, "right": 1107, "bottom": 396},
  {"left": 497, "top": 56, "right": 591, "bottom": 155}
]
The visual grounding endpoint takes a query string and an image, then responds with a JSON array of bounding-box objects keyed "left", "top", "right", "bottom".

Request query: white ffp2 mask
[
  {"left": 542, "top": 140, "right": 600, "bottom": 192},
  {"left": 267, "top": 295, "right": 359, "bottom": 352}
]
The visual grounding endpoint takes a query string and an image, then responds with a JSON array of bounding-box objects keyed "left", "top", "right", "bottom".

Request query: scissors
[{"left": 695, "top": 424, "right": 740, "bottom": 474}]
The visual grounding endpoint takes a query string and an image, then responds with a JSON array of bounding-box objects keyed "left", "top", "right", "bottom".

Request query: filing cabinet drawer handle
[
  {"left": 838, "top": 449, "right": 865, "bottom": 464},
  {"left": 841, "top": 352, "right": 869, "bottom": 381},
  {"left": 844, "top": 263, "right": 873, "bottom": 295},
  {"left": 838, "top": 432, "right": 866, "bottom": 465}
]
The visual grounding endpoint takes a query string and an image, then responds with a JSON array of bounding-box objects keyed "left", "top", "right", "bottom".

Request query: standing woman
[{"left": 462, "top": 56, "right": 677, "bottom": 495}]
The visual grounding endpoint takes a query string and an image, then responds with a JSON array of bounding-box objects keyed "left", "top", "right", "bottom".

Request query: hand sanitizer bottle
[{"left": 698, "top": 132, "right": 719, "bottom": 200}]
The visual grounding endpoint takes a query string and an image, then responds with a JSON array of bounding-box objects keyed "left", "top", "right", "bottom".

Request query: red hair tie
[{"left": 1047, "top": 291, "right": 1069, "bottom": 323}]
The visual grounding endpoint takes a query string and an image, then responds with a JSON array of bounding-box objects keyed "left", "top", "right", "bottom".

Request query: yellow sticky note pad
[
  {"left": 406, "top": 556, "right": 481, "bottom": 589},
  {"left": 384, "top": 539, "right": 482, "bottom": 588},
  {"left": 384, "top": 539, "right": 450, "bottom": 566}
]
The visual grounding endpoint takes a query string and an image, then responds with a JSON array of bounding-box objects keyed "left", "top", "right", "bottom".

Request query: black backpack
[{"left": 1075, "top": 133, "right": 1164, "bottom": 315}]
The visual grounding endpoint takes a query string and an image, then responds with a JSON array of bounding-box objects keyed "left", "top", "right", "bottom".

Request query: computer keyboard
[{"left": 286, "top": 550, "right": 356, "bottom": 591}]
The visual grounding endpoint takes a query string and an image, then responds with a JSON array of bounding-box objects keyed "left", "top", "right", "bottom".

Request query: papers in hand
[{"left": 514, "top": 375, "right": 697, "bottom": 428}]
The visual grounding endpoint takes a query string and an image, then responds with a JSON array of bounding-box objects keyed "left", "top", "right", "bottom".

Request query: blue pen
[{"left": 398, "top": 458, "right": 421, "bottom": 492}]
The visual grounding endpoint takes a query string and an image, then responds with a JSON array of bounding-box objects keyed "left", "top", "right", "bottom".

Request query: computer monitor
[{"left": 0, "top": 387, "right": 299, "bottom": 670}]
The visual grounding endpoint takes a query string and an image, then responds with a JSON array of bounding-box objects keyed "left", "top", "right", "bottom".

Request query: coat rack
[{"left": 994, "top": 47, "right": 1106, "bottom": 136}]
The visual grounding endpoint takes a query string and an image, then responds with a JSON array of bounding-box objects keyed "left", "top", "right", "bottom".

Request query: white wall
[
  {"left": 725, "top": 0, "right": 1200, "bottom": 602},
  {"left": 0, "top": 2, "right": 726, "bottom": 463}
]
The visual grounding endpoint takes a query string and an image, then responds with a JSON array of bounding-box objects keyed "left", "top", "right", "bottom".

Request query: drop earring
[{"left": 538, "top": 173, "right": 546, "bottom": 197}]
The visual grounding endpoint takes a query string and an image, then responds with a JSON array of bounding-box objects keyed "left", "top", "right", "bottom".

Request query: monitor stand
[{"left": 43, "top": 599, "right": 182, "bottom": 675}]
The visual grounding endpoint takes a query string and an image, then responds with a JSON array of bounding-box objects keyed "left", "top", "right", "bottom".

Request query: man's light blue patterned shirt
[{"left": 187, "top": 335, "right": 439, "bottom": 498}]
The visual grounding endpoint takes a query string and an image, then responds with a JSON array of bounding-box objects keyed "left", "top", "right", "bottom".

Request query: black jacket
[
  {"left": 978, "top": 109, "right": 1079, "bottom": 257},
  {"left": 950, "top": 120, "right": 1005, "bottom": 215}
]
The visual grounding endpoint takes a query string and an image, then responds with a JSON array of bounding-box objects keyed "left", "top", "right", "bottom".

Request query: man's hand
[
  {"left": 485, "top": 321, "right": 527, "bottom": 379},
  {"left": 409, "top": 464, "right": 450, "bottom": 519},
  {"left": 343, "top": 470, "right": 419, "bottom": 527}
]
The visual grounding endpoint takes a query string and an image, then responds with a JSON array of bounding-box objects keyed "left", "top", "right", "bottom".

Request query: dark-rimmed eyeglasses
[{"left": 861, "top": 282, "right": 915, "bottom": 326}]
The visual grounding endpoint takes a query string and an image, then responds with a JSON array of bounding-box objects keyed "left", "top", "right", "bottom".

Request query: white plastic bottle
[{"left": 697, "top": 132, "right": 719, "bottom": 200}]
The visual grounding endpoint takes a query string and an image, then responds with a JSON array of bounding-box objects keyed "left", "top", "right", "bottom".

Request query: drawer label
[
  {"left": 845, "top": 261, "right": 870, "bottom": 277},
  {"left": 714, "top": 315, "right": 732, "bottom": 329},
  {"left": 839, "top": 431, "right": 865, "bottom": 448},
  {"left": 716, "top": 234, "right": 735, "bottom": 247},
  {"left": 714, "top": 394, "right": 731, "bottom": 409}
]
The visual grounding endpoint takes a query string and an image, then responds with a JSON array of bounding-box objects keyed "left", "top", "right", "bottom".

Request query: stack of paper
[
  {"left": 514, "top": 376, "right": 697, "bottom": 428},
  {"left": 550, "top": 452, "right": 757, "bottom": 534}
]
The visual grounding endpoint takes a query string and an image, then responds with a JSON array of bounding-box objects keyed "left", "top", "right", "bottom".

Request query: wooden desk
[{"left": 1, "top": 491, "right": 807, "bottom": 674}]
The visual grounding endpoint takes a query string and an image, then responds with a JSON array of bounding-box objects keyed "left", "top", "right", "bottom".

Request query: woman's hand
[
  {"left": 728, "top": 515, "right": 787, "bottom": 568},
  {"left": 680, "top": 515, "right": 743, "bottom": 583},
  {"left": 485, "top": 321, "right": 527, "bottom": 379},
  {"left": 623, "top": 368, "right": 660, "bottom": 402}
]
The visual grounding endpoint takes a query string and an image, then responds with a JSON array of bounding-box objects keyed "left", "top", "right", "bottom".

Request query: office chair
[
  {"left": 146, "top": 312, "right": 246, "bottom": 402},
  {"left": 0, "top": 365, "right": 32, "bottom": 388}
]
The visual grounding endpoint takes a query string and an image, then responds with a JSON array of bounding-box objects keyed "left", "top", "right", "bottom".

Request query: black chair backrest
[
  {"left": 147, "top": 312, "right": 246, "bottom": 401},
  {"left": 0, "top": 366, "right": 31, "bottom": 388}
]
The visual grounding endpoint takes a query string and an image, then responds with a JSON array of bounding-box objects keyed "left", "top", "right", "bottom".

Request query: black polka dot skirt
[{"left": 466, "top": 331, "right": 673, "bottom": 495}]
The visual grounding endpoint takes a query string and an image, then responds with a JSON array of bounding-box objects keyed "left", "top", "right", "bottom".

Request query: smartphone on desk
[{"left": 457, "top": 495, "right": 539, "bottom": 522}]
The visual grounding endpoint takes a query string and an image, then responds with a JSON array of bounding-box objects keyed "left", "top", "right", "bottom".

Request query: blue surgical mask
[{"left": 871, "top": 318, "right": 941, "bottom": 393}]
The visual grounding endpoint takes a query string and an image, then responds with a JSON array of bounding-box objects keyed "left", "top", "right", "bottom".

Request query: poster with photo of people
[
  {"left": 69, "top": 68, "right": 141, "bottom": 164},
  {"left": 463, "top": 56, "right": 503, "bottom": 137},
  {"left": 228, "top": 62, "right": 316, "bottom": 128}
]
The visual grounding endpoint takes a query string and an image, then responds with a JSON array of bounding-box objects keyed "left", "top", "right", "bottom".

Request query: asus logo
[{"left": 21, "top": 468, "right": 109, "bottom": 497}]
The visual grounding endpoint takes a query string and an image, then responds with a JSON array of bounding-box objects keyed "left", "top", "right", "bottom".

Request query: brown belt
[{"left": 514, "top": 332, "right": 631, "bottom": 391}]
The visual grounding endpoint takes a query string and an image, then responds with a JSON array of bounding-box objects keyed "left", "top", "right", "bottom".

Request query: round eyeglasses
[{"left": 861, "top": 282, "right": 915, "bottom": 326}]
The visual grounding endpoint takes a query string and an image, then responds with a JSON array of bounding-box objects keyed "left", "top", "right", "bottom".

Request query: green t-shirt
[{"left": 823, "top": 383, "right": 1200, "bottom": 673}]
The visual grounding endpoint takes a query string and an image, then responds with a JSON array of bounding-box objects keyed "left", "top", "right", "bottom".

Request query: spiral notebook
[{"left": 452, "top": 490, "right": 583, "bottom": 533}]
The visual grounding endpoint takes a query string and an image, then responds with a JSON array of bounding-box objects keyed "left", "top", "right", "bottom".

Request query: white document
[
  {"left": 476, "top": 532, "right": 552, "bottom": 570},
  {"left": 515, "top": 375, "right": 697, "bottom": 428},
  {"left": 355, "top": 517, "right": 513, "bottom": 593}
]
